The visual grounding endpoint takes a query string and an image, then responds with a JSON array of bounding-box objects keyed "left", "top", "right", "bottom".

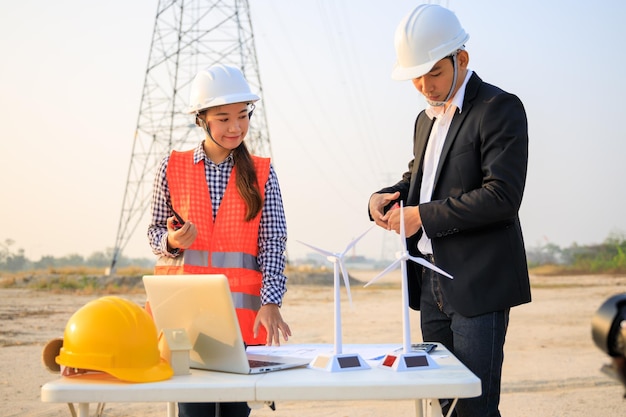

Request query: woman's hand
[
  {"left": 254, "top": 303, "right": 292, "bottom": 346},
  {"left": 166, "top": 217, "right": 197, "bottom": 251}
]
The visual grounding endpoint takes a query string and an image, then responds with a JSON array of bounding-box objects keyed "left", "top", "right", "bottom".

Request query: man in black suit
[{"left": 368, "top": 5, "right": 531, "bottom": 417}]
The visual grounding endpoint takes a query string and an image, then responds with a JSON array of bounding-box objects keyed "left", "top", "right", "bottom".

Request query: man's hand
[
  {"left": 369, "top": 191, "right": 400, "bottom": 230},
  {"left": 383, "top": 205, "right": 423, "bottom": 237}
]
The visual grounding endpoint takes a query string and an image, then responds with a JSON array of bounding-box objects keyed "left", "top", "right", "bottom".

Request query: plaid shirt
[{"left": 147, "top": 142, "right": 288, "bottom": 306}]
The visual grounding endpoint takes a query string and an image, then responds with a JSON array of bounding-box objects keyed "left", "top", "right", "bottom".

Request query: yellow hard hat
[{"left": 56, "top": 296, "right": 173, "bottom": 383}]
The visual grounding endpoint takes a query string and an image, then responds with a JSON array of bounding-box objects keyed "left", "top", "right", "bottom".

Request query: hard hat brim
[
  {"left": 391, "top": 21, "right": 469, "bottom": 81},
  {"left": 391, "top": 59, "right": 441, "bottom": 81},
  {"left": 187, "top": 93, "right": 260, "bottom": 114},
  {"left": 104, "top": 357, "right": 174, "bottom": 383}
]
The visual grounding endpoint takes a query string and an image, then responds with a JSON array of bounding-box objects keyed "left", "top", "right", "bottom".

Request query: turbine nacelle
[{"left": 297, "top": 226, "right": 373, "bottom": 306}]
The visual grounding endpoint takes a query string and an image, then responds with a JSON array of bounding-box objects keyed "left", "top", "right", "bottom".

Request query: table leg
[
  {"left": 77, "top": 403, "right": 89, "bottom": 417},
  {"left": 445, "top": 398, "right": 458, "bottom": 417},
  {"left": 167, "top": 402, "right": 176, "bottom": 417},
  {"left": 414, "top": 399, "right": 424, "bottom": 417},
  {"left": 430, "top": 399, "right": 443, "bottom": 416},
  {"left": 415, "top": 399, "right": 446, "bottom": 417}
]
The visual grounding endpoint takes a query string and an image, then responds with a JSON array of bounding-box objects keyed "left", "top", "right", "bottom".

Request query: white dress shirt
[{"left": 417, "top": 70, "right": 473, "bottom": 255}]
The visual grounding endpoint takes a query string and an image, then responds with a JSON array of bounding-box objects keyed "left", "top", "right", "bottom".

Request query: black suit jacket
[{"left": 377, "top": 72, "right": 531, "bottom": 317}]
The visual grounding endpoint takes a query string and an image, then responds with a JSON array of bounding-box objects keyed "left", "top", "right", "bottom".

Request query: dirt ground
[{"left": 1, "top": 272, "right": 625, "bottom": 417}]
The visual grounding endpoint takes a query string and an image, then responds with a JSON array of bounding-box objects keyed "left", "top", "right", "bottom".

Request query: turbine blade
[
  {"left": 341, "top": 226, "right": 374, "bottom": 256},
  {"left": 363, "top": 259, "right": 401, "bottom": 287},
  {"left": 338, "top": 261, "right": 353, "bottom": 307},
  {"left": 296, "top": 240, "right": 335, "bottom": 257},
  {"left": 408, "top": 255, "right": 453, "bottom": 279}
]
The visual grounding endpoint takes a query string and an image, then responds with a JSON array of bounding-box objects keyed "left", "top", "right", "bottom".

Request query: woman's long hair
[{"left": 233, "top": 142, "right": 263, "bottom": 222}]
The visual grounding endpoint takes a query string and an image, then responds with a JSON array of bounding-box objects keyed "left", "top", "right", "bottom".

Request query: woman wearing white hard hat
[
  {"left": 148, "top": 64, "right": 291, "bottom": 417},
  {"left": 368, "top": 5, "right": 531, "bottom": 417}
]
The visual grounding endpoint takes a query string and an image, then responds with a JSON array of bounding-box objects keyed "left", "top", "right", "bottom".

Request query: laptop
[{"left": 143, "top": 274, "right": 310, "bottom": 374}]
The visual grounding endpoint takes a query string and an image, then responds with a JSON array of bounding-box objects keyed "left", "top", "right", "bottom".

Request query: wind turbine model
[
  {"left": 297, "top": 227, "right": 373, "bottom": 372},
  {"left": 364, "top": 202, "right": 453, "bottom": 371}
]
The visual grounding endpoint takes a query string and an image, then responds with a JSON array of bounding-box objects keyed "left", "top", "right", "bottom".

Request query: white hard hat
[
  {"left": 187, "top": 64, "right": 260, "bottom": 114},
  {"left": 392, "top": 4, "right": 469, "bottom": 81}
]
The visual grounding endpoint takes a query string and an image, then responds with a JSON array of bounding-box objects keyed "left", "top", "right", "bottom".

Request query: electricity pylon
[{"left": 109, "top": 0, "right": 271, "bottom": 273}]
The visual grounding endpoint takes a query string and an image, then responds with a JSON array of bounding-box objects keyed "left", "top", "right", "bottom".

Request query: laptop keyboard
[{"left": 249, "top": 359, "right": 282, "bottom": 368}]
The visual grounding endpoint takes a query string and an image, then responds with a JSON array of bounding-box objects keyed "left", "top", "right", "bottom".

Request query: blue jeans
[
  {"left": 420, "top": 266, "right": 509, "bottom": 417},
  {"left": 178, "top": 402, "right": 251, "bottom": 417}
]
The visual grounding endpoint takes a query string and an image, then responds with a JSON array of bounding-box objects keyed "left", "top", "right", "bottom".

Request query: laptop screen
[{"left": 143, "top": 274, "right": 251, "bottom": 374}]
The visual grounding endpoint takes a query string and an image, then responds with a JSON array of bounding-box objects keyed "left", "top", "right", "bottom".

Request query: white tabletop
[{"left": 41, "top": 344, "right": 481, "bottom": 404}]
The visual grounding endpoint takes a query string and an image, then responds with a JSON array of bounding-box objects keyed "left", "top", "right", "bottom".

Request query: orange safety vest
[{"left": 154, "top": 149, "right": 271, "bottom": 345}]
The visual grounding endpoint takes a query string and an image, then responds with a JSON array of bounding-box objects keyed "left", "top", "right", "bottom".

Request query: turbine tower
[{"left": 109, "top": 0, "right": 271, "bottom": 273}]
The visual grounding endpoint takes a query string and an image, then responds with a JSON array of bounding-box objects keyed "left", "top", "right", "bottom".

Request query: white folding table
[{"left": 41, "top": 344, "right": 481, "bottom": 417}]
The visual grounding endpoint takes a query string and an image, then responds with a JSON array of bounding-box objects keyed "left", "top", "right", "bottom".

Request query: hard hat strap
[
  {"left": 426, "top": 51, "right": 459, "bottom": 107},
  {"left": 196, "top": 103, "right": 254, "bottom": 148},
  {"left": 197, "top": 113, "right": 227, "bottom": 150}
]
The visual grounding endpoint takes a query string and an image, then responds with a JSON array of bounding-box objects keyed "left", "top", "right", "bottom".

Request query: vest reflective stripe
[
  {"left": 159, "top": 250, "right": 260, "bottom": 271},
  {"left": 183, "top": 250, "right": 209, "bottom": 268},
  {"left": 232, "top": 291, "right": 262, "bottom": 312},
  {"left": 182, "top": 250, "right": 260, "bottom": 270},
  {"left": 211, "top": 252, "right": 260, "bottom": 271}
]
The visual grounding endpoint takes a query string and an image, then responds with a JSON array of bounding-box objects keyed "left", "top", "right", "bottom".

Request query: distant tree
[
  {"left": 56, "top": 253, "right": 85, "bottom": 267},
  {"left": 86, "top": 251, "right": 110, "bottom": 268},
  {"left": 33, "top": 255, "right": 56, "bottom": 270},
  {"left": 526, "top": 242, "right": 566, "bottom": 266},
  {"left": 605, "top": 229, "right": 626, "bottom": 245},
  {"left": 4, "top": 248, "right": 28, "bottom": 271},
  {"left": 0, "top": 238, "right": 15, "bottom": 263}
]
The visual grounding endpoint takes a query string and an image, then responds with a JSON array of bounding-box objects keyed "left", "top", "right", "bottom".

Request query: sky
[{"left": 1, "top": 0, "right": 625, "bottom": 264}]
